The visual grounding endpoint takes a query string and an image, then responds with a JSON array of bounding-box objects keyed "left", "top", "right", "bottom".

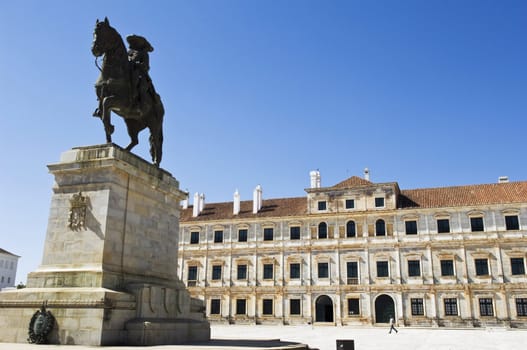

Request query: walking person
[{"left": 389, "top": 316, "right": 398, "bottom": 334}]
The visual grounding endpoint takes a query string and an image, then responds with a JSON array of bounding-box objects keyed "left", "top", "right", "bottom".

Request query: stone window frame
[
  {"left": 405, "top": 254, "right": 422, "bottom": 278},
  {"left": 209, "top": 297, "right": 222, "bottom": 315},
  {"left": 261, "top": 222, "right": 276, "bottom": 241},
  {"left": 345, "top": 198, "right": 355, "bottom": 210},
  {"left": 318, "top": 222, "right": 328, "bottom": 239},
  {"left": 373, "top": 253, "right": 391, "bottom": 279},
  {"left": 434, "top": 213, "right": 451, "bottom": 234},
  {"left": 375, "top": 219, "right": 386, "bottom": 236},
  {"left": 346, "top": 220, "right": 357, "bottom": 238},
  {"left": 314, "top": 255, "right": 332, "bottom": 279},
  {"left": 515, "top": 296, "right": 527, "bottom": 317},
  {"left": 467, "top": 210, "right": 485, "bottom": 232},
  {"left": 261, "top": 297, "right": 274, "bottom": 316},
  {"left": 410, "top": 297, "right": 425, "bottom": 316},
  {"left": 236, "top": 223, "right": 250, "bottom": 242},
  {"left": 510, "top": 256, "right": 526, "bottom": 276},
  {"left": 443, "top": 296, "right": 459, "bottom": 316},
  {"left": 261, "top": 257, "right": 277, "bottom": 280},
  {"left": 502, "top": 209, "right": 521, "bottom": 231},
  {"left": 345, "top": 294, "right": 361, "bottom": 316},
  {"left": 188, "top": 226, "right": 202, "bottom": 244},
  {"left": 286, "top": 256, "right": 304, "bottom": 281},
  {"left": 213, "top": 225, "right": 225, "bottom": 243},
  {"left": 288, "top": 221, "right": 302, "bottom": 240},
  {"left": 374, "top": 196, "right": 385, "bottom": 208},
  {"left": 289, "top": 297, "right": 302, "bottom": 316},
  {"left": 477, "top": 296, "right": 495, "bottom": 317},
  {"left": 345, "top": 259, "right": 360, "bottom": 285},
  {"left": 317, "top": 200, "right": 327, "bottom": 211}
]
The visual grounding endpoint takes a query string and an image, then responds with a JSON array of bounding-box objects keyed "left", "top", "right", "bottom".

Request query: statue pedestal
[{"left": 0, "top": 144, "right": 210, "bottom": 345}]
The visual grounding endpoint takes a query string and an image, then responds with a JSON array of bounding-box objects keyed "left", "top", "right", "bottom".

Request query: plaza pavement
[{"left": 0, "top": 324, "right": 526, "bottom": 350}]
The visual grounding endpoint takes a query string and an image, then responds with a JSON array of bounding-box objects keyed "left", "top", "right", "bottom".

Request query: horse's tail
[{"left": 149, "top": 93, "right": 164, "bottom": 166}]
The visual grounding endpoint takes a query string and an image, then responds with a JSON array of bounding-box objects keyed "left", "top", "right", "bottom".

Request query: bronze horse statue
[{"left": 91, "top": 17, "right": 164, "bottom": 166}]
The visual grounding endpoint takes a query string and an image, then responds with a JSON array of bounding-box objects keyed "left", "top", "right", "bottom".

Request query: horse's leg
[
  {"left": 124, "top": 120, "right": 140, "bottom": 151},
  {"left": 101, "top": 96, "right": 116, "bottom": 143}
]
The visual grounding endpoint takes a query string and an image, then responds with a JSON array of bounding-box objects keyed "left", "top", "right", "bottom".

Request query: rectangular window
[
  {"left": 290, "top": 299, "right": 301, "bottom": 315},
  {"left": 511, "top": 258, "right": 525, "bottom": 275},
  {"left": 505, "top": 215, "right": 520, "bottom": 230},
  {"left": 214, "top": 230, "right": 223, "bottom": 243},
  {"left": 318, "top": 262, "right": 329, "bottom": 278},
  {"left": 375, "top": 197, "right": 385, "bottom": 208},
  {"left": 479, "top": 298, "right": 494, "bottom": 316},
  {"left": 263, "top": 228, "right": 274, "bottom": 241},
  {"left": 188, "top": 266, "right": 197, "bottom": 286},
  {"left": 236, "top": 299, "right": 246, "bottom": 315},
  {"left": 290, "top": 226, "right": 300, "bottom": 240},
  {"left": 516, "top": 298, "right": 527, "bottom": 316},
  {"left": 475, "top": 258, "right": 489, "bottom": 276},
  {"left": 210, "top": 299, "right": 221, "bottom": 315},
  {"left": 238, "top": 229, "right": 248, "bottom": 242},
  {"left": 318, "top": 201, "right": 327, "bottom": 210},
  {"left": 212, "top": 265, "right": 222, "bottom": 280},
  {"left": 346, "top": 261, "right": 358, "bottom": 284},
  {"left": 408, "top": 260, "right": 421, "bottom": 277},
  {"left": 405, "top": 220, "right": 418, "bottom": 235},
  {"left": 290, "top": 263, "right": 301, "bottom": 279},
  {"left": 411, "top": 298, "right": 424, "bottom": 316},
  {"left": 440, "top": 260, "right": 454, "bottom": 276},
  {"left": 444, "top": 298, "right": 458, "bottom": 316},
  {"left": 190, "top": 231, "right": 199, "bottom": 244},
  {"left": 437, "top": 219, "right": 450, "bottom": 233},
  {"left": 345, "top": 199, "right": 355, "bottom": 209},
  {"left": 470, "top": 217, "right": 484, "bottom": 232},
  {"left": 263, "top": 264, "right": 274, "bottom": 279},
  {"left": 347, "top": 298, "right": 360, "bottom": 315},
  {"left": 377, "top": 261, "right": 389, "bottom": 278},
  {"left": 237, "top": 264, "right": 247, "bottom": 280},
  {"left": 262, "top": 299, "right": 273, "bottom": 315}
]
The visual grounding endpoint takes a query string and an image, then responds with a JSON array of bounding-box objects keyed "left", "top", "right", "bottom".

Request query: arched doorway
[
  {"left": 375, "top": 294, "right": 395, "bottom": 323},
  {"left": 315, "top": 295, "right": 334, "bottom": 322}
]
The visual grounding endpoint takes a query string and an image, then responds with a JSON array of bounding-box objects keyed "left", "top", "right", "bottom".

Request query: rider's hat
[{"left": 126, "top": 35, "right": 154, "bottom": 52}]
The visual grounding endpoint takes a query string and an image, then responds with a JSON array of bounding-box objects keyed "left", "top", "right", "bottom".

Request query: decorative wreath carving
[{"left": 27, "top": 303, "right": 55, "bottom": 344}]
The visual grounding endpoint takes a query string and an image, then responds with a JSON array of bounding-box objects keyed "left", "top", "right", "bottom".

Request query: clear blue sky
[{"left": 1, "top": 1, "right": 526, "bottom": 284}]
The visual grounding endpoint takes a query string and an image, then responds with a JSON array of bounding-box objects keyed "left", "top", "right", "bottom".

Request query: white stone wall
[
  {"left": 0, "top": 252, "right": 18, "bottom": 289},
  {"left": 180, "top": 202, "right": 527, "bottom": 327}
]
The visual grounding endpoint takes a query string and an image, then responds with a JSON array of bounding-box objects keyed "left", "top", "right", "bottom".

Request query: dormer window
[
  {"left": 318, "top": 201, "right": 327, "bottom": 211},
  {"left": 375, "top": 197, "right": 385, "bottom": 208}
]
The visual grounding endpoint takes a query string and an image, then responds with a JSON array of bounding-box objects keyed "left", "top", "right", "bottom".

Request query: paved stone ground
[{"left": 0, "top": 325, "right": 526, "bottom": 350}]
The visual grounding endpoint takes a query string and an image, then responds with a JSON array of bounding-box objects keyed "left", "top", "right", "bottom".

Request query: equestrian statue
[{"left": 92, "top": 17, "right": 164, "bottom": 166}]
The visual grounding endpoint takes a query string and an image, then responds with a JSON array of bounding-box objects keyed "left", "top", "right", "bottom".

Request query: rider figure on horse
[
  {"left": 126, "top": 34, "right": 154, "bottom": 113},
  {"left": 93, "top": 34, "right": 154, "bottom": 118}
]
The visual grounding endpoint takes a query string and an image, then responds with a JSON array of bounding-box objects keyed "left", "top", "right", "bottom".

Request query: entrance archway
[
  {"left": 375, "top": 294, "right": 395, "bottom": 323},
  {"left": 315, "top": 295, "right": 334, "bottom": 322}
]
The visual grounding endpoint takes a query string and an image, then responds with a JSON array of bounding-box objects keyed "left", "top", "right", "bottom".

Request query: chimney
[
  {"left": 364, "top": 168, "right": 370, "bottom": 181},
  {"left": 253, "top": 185, "right": 262, "bottom": 214},
  {"left": 233, "top": 189, "right": 240, "bottom": 215},
  {"left": 498, "top": 176, "right": 509, "bottom": 183},
  {"left": 182, "top": 195, "right": 189, "bottom": 210},
  {"left": 192, "top": 192, "right": 200, "bottom": 217},
  {"left": 199, "top": 193, "right": 205, "bottom": 214},
  {"left": 310, "top": 170, "right": 321, "bottom": 188}
]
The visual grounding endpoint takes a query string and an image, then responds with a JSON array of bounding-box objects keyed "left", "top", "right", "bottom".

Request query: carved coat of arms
[
  {"left": 28, "top": 304, "right": 55, "bottom": 344},
  {"left": 68, "top": 191, "right": 88, "bottom": 230}
]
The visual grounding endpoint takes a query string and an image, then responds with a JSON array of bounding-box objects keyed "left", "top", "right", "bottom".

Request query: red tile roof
[
  {"left": 181, "top": 197, "right": 307, "bottom": 222},
  {"left": 180, "top": 179, "right": 527, "bottom": 222},
  {"left": 331, "top": 176, "right": 373, "bottom": 189},
  {"left": 399, "top": 181, "right": 527, "bottom": 209}
]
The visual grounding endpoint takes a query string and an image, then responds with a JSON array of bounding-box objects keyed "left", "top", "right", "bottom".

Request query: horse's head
[{"left": 91, "top": 17, "right": 119, "bottom": 57}]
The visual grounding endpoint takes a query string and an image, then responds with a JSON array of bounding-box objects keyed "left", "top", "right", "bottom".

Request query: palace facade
[
  {"left": 178, "top": 171, "right": 527, "bottom": 328},
  {"left": 0, "top": 248, "right": 19, "bottom": 290}
]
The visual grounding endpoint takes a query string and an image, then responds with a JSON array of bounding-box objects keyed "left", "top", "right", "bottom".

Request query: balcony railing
[{"left": 347, "top": 277, "right": 359, "bottom": 285}]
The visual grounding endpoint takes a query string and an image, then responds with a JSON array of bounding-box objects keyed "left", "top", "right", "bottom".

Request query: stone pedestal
[{"left": 0, "top": 144, "right": 210, "bottom": 345}]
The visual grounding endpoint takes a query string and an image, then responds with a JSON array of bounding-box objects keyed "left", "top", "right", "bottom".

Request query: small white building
[{"left": 0, "top": 248, "right": 20, "bottom": 289}]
